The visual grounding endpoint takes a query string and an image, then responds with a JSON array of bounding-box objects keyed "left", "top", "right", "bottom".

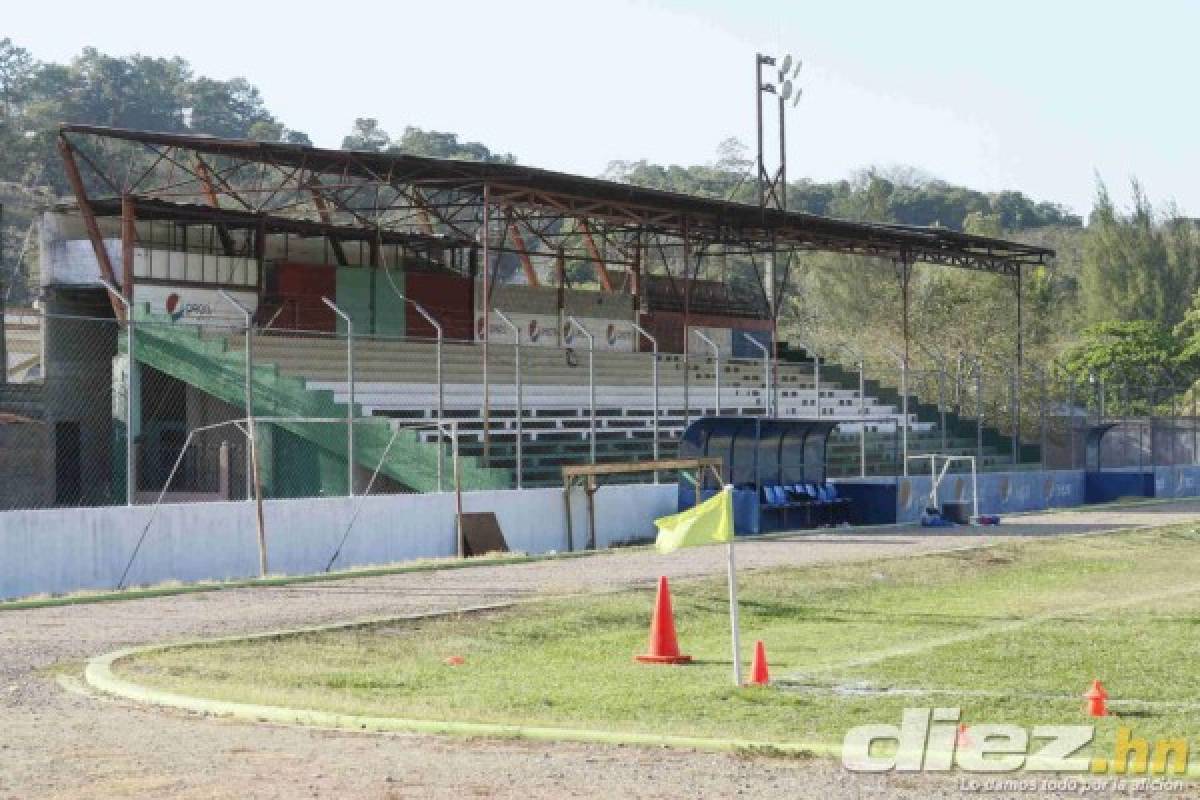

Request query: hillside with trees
[{"left": 2, "top": 38, "right": 1198, "bottom": 390}]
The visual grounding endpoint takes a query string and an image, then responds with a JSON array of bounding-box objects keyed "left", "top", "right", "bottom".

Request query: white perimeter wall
[{"left": 0, "top": 483, "right": 677, "bottom": 601}]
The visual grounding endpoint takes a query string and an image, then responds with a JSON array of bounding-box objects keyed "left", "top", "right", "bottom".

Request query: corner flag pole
[{"left": 725, "top": 487, "right": 742, "bottom": 686}]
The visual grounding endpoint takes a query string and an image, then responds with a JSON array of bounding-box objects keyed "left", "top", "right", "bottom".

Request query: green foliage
[
  {"left": 1059, "top": 320, "right": 1182, "bottom": 387},
  {"left": 341, "top": 118, "right": 515, "bottom": 163},
  {"left": 1081, "top": 179, "right": 1200, "bottom": 330},
  {"left": 0, "top": 41, "right": 309, "bottom": 192}
]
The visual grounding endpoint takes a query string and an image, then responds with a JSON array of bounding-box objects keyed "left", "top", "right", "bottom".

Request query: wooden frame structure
[{"left": 562, "top": 457, "right": 723, "bottom": 551}]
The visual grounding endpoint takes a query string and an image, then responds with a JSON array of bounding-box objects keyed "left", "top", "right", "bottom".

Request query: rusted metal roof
[{"left": 59, "top": 125, "right": 1054, "bottom": 275}]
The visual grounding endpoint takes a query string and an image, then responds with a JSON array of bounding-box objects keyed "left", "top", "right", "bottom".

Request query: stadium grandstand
[{"left": 1, "top": 125, "right": 1060, "bottom": 508}]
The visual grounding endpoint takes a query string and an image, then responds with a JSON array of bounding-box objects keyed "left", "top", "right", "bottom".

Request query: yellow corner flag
[{"left": 653, "top": 487, "right": 734, "bottom": 554}]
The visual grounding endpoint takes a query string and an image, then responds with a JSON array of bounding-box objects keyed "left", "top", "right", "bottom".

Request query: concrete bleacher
[{"left": 235, "top": 331, "right": 1029, "bottom": 487}]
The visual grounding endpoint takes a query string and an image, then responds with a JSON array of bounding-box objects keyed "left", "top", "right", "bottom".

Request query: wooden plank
[{"left": 561, "top": 457, "right": 722, "bottom": 479}]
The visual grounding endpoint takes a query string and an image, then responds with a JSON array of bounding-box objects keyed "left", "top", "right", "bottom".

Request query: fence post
[
  {"left": 217, "top": 290, "right": 267, "bottom": 576},
  {"left": 1039, "top": 367, "right": 1047, "bottom": 471},
  {"left": 692, "top": 329, "right": 720, "bottom": 417},
  {"left": 1009, "top": 368, "right": 1018, "bottom": 467},
  {"left": 740, "top": 332, "right": 771, "bottom": 417},
  {"left": 392, "top": 292, "right": 444, "bottom": 491},
  {"left": 566, "top": 316, "right": 595, "bottom": 464},
  {"left": 859, "top": 358, "right": 867, "bottom": 478},
  {"left": 938, "top": 365, "right": 947, "bottom": 453},
  {"left": 634, "top": 323, "right": 660, "bottom": 482},
  {"left": 99, "top": 279, "right": 135, "bottom": 505},
  {"left": 975, "top": 361, "right": 984, "bottom": 469},
  {"left": 901, "top": 357, "right": 909, "bottom": 475},
  {"left": 1171, "top": 384, "right": 1178, "bottom": 467},
  {"left": 1066, "top": 378, "right": 1076, "bottom": 470},
  {"left": 322, "top": 297, "right": 355, "bottom": 496},
  {"left": 452, "top": 420, "right": 464, "bottom": 558},
  {"left": 494, "top": 310, "right": 522, "bottom": 489}
]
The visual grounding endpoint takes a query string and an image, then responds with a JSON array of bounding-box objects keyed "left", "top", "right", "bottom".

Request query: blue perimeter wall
[{"left": 692, "top": 466, "right": 1200, "bottom": 533}]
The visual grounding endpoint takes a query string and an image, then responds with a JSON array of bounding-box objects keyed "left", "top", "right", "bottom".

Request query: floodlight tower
[
  {"left": 755, "top": 52, "right": 802, "bottom": 413},
  {"left": 755, "top": 52, "right": 802, "bottom": 214}
]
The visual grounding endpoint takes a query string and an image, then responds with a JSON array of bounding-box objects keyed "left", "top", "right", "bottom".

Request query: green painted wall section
[
  {"left": 331, "top": 267, "right": 405, "bottom": 337},
  {"left": 334, "top": 268, "right": 372, "bottom": 336},
  {"left": 373, "top": 269, "right": 406, "bottom": 337},
  {"left": 126, "top": 313, "right": 509, "bottom": 494}
]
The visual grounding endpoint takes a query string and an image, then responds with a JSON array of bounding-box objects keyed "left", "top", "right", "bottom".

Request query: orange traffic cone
[
  {"left": 747, "top": 640, "right": 770, "bottom": 686},
  {"left": 635, "top": 576, "right": 692, "bottom": 664},
  {"left": 1084, "top": 679, "right": 1108, "bottom": 717}
]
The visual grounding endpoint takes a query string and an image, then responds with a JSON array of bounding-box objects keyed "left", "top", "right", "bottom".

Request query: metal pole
[
  {"left": 634, "top": 323, "right": 660, "bottom": 480},
  {"left": 100, "top": 278, "right": 135, "bottom": 506},
  {"left": 901, "top": 357, "right": 909, "bottom": 475},
  {"left": 391, "top": 291, "right": 445, "bottom": 490},
  {"left": 858, "top": 358, "right": 866, "bottom": 478},
  {"left": 1039, "top": 367, "right": 1048, "bottom": 471},
  {"left": 1068, "top": 379, "right": 1077, "bottom": 470},
  {"left": 566, "top": 316, "right": 595, "bottom": 464},
  {"left": 452, "top": 421, "right": 464, "bottom": 558},
  {"left": 1171, "top": 384, "right": 1178, "bottom": 467},
  {"left": 217, "top": 290, "right": 267, "bottom": 576},
  {"left": 938, "top": 366, "right": 948, "bottom": 453},
  {"left": 740, "top": 332, "right": 772, "bottom": 417},
  {"left": 755, "top": 54, "right": 765, "bottom": 209},
  {"left": 1010, "top": 368, "right": 1018, "bottom": 467},
  {"left": 494, "top": 310, "right": 522, "bottom": 489},
  {"left": 975, "top": 360, "right": 984, "bottom": 469},
  {"left": 693, "top": 329, "right": 720, "bottom": 416},
  {"left": 481, "top": 185, "right": 491, "bottom": 464},
  {"left": 322, "top": 297, "right": 355, "bottom": 496},
  {"left": 219, "top": 290, "right": 255, "bottom": 500}
]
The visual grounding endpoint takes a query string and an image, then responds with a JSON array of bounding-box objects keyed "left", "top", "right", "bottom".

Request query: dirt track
[{"left": 3, "top": 502, "right": 1199, "bottom": 799}]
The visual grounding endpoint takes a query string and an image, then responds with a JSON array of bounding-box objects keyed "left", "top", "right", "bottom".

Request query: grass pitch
[{"left": 116, "top": 527, "right": 1200, "bottom": 753}]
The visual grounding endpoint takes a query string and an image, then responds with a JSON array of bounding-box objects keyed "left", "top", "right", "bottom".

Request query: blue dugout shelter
[{"left": 677, "top": 416, "right": 842, "bottom": 533}]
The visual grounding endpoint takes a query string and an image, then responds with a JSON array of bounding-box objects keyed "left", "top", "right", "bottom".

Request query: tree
[
  {"left": 1060, "top": 320, "right": 1182, "bottom": 388},
  {"left": 341, "top": 117, "right": 391, "bottom": 152},
  {"left": 0, "top": 38, "right": 34, "bottom": 120},
  {"left": 391, "top": 126, "right": 515, "bottom": 163},
  {"left": 188, "top": 76, "right": 275, "bottom": 138},
  {"left": 1081, "top": 178, "right": 1198, "bottom": 329}
]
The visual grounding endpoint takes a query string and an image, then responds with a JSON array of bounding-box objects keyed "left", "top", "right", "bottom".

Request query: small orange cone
[
  {"left": 635, "top": 576, "right": 692, "bottom": 664},
  {"left": 747, "top": 640, "right": 770, "bottom": 685},
  {"left": 1084, "top": 679, "right": 1108, "bottom": 717},
  {"left": 444, "top": 655, "right": 465, "bottom": 666}
]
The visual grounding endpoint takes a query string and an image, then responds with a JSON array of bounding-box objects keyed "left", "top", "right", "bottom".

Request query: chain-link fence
[{"left": 6, "top": 305, "right": 1200, "bottom": 513}]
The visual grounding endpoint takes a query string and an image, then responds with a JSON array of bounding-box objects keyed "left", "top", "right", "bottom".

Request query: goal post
[
  {"left": 561, "top": 457, "right": 724, "bottom": 552},
  {"left": 905, "top": 453, "right": 980, "bottom": 524}
]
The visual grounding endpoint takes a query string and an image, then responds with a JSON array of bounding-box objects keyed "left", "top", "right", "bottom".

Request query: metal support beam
[
  {"left": 578, "top": 219, "right": 614, "bottom": 291},
  {"left": 57, "top": 135, "right": 124, "bottom": 319},
  {"left": 507, "top": 218, "right": 540, "bottom": 287}
]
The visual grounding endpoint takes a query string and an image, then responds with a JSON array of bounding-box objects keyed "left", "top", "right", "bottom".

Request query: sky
[{"left": 6, "top": 0, "right": 1200, "bottom": 216}]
